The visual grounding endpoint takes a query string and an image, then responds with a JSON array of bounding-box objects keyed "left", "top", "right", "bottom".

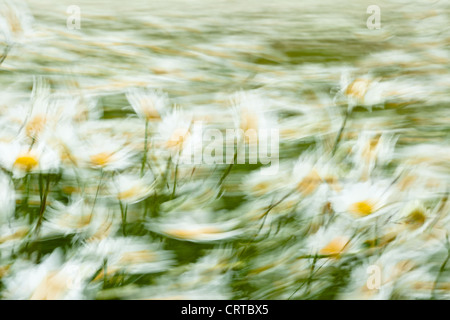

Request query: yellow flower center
[
  {"left": 7, "top": 11, "right": 23, "bottom": 34},
  {"left": 252, "top": 181, "right": 271, "bottom": 195},
  {"left": 30, "top": 271, "right": 68, "bottom": 300},
  {"left": 166, "top": 128, "right": 189, "bottom": 150},
  {"left": 140, "top": 98, "right": 161, "bottom": 120},
  {"left": 118, "top": 185, "right": 142, "bottom": 200},
  {"left": 92, "top": 266, "right": 120, "bottom": 281},
  {"left": 346, "top": 78, "right": 370, "bottom": 100},
  {"left": 0, "top": 265, "right": 10, "bottom": 278},
  {"left": 166, "top": 227, "right": 221, "bottom": 239},
  {"left": 320, "top": 236, "right": 349, "bottom": 257},
  {"left": 88, "top": 221, "right": 113, "bottom": 242},
  {"left": 324, "top": 175, "right": 342, "bottom": 192},
  {"left": 0, "top": 227, "right": 28, "bottom": 244},
  {"left": 14, "top": 153, "right": 39, "bottom": 171},
  {"left": 90, "top": 152, "right": 114, "bottom": 167},
  {"left": 58, "top": 214, "right": 92, "bottom": 229},
  {"left": 296, "top": 169, "right": 321, "bottom": 195},
  {"left": 350, "top": 200, "right": 374, "bottom": 216},
  {"left": 405, "top": 209, "right": 426, "bottom": 228},
  {"left": 119, "top": 250, "right": 155, "bottom": 264},
  {"left": 240, "top": 109, "right": 258, "bottom": 133},
  {"left": 26, "top": 115, "right": 47, "bottom": 137},
  {"left": 362, "top": 137, "right": 380, "bottom": 162}
]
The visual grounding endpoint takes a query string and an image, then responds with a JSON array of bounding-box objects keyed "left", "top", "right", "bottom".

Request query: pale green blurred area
[
  {"left": 4, "top": 0, "right": 450, "bottom": 98},
  {"left": 2, "top": 0, "right": 448, "bottom": 146}
]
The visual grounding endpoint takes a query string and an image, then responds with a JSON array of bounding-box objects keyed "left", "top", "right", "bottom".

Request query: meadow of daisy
[{"left": 0, "top": 0, "right": 449, "bottom": 300}]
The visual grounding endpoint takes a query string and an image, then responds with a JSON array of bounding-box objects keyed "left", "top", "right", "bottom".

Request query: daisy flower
[
  {"left": 41, "top": 198, "right": 119, "bottom": 241},
  {"left": 3, "top": 249, "right": 99, "bottom": 300},
  {"left": 126, "top": 87, "right": 169, "bottom": 121},
  {"left": 330, "top": 180, "right": 399, "bottom": 221},
  {"left": 337, "top": 71, "right": 386, "bottom": 110},
  {"left": 155, "top": 107, "right": 192, "bottom": 157},
  {"left": 0, "top": 139, "right": 60, "bottom": 178},
  {"left": 0, "top": 219, "right": 29, "bottom": 259},
  {"left": 132, "top": 250, "right": 234, "bottom": 300},
  {"left": 79, "top": 237, "right": 174, "bottom": 276},
  {"left": 350, "top": 131, "right": 398, "bottom": 179},
  {"left": 0, "top": 0, "right": 34, "bottom": 44},
  {"left": 242, "top": 162, "right": 292, "bottom": 198},
  {"left": 82, "top": 134, "right": 135, "bottom": 171},
  {"left": 304, "top": 221, "right": 356, "bottom": 258},
  {"left": 160, "top": 181, "right": 220, "bottom": 212},
  {"left": 231, "top": 90, "right": 278, "bottom": 145},
  {"left": 291, "top": 153, "right": 329, "bottom": 196},
  {"left": 340, "top": 245, "right": 441, "bottom": 300},
  {"left": 147, "top": 210, "right": 243, "bottom": 242},
  {"left": 109, "top": 173, "right": 154, "bottom": 204}
]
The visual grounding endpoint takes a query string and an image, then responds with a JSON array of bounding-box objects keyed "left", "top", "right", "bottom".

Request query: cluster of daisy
[{"left": 0, "top": 0, "right": 449, "bottom": 300}]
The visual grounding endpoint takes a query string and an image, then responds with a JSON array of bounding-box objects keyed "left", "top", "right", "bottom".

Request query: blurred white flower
[
  {"left": 0, "top": 220, "right": 29, "bottom": 258},
  {"left": 41, "top": 198, "right": 119, "bottom": 241},
  {"left": 337, "top": 72, "right": 386, "bottom": 110},
  {"left": 126, "top": 88, "right": 169, "bottom": 121},
  {"left": 80, "top": 237, "right": 174, "bottom": 275},
  {"left": 231, "top": 90, "right": 278, "bottom": 144},
  {"left": 350, "top": 131, "right": 398, "bottom": 179},
  {"left": 0, "top": 0, "right": 34, "bottom": 44},
  {"left": 156, "top": 108, "right": 192, "bottom": 155},
  {"left": 0, "top": 139, "right": 60, "bottom": 178},
  {"left": 304, "top": 220, "right": 357, "bottom": 258},
  {"left": 330, "top": 180, "right": 399, "bottom": 220},
  {"left": 82, "top": 134, "right": 135, "bottom": 171},
  {"left": 3, "top": 250, "right": 99, "bottom": 300},
  {"left": 147, "top": 210, "right": 243, "bottom": 242},
  {"left": 109, "top": 173, "right": 154, "bottom": 204}
]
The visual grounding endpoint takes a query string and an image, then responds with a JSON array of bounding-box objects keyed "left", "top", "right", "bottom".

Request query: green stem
[
  {"left": 331, "top": 107, "right": 350, "bottom": 155},
  {"left": 35, "top": 174, "right": 50, "bottom": 234},
  {"left": 288, "top": 254, "right": 320, "bottom": 300},
  {"left": 23, "top": 174, "right": 30, "bottom": 222},
  {"left": 217, "top": 147, "right": 238, "bottom": 188},
  {"left": 161, "top": 156, "right": 172, "bottom": 190},
  {"left": 0, "top": 44, "right": 10, "bottom": 65},
  {"left": 432, "top": 236, "right": 450, "bottom": 299},
  {"left": 141, "top": 120, "right": 149, "bottom": 178},
  {"left": 91, "top": 170, "right": 104, "bottom": 216},
  {"left": 171, "top": 154, "right": 180, "bottom": 199},
  {"left": 119, "top": 200, "right": 128, "bottom": 236},
  {"left": 103, "top": 258, "right": 108, "bottom": 288}
]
